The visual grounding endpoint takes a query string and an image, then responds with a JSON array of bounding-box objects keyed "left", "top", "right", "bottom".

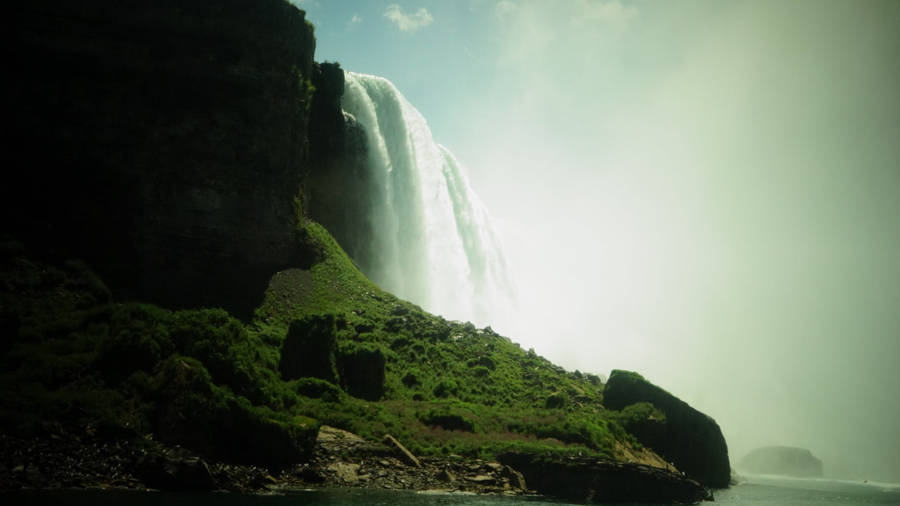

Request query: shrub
[
  {"left": 289, "top": 377, "right": 341, "bottom": 402},
  {"left": 545, "top": 392, "right": 566, "bottom": 409},
  {"left": 419, "top": 409, "right": 476, "bottom": 433},
  {"left": 433, "top": 379, "right": 458, "bottom": 399}
]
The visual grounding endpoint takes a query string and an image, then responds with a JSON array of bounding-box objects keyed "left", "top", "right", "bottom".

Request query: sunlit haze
[{"left": 295, "top": 0, "right": 900, "bottom": 482}]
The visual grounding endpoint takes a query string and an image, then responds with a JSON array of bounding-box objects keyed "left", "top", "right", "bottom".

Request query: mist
[{"left": 310, "top": 0, "right": 900, "bottom": 482}]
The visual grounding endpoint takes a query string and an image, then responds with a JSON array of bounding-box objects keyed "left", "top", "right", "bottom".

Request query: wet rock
[
  {"left": 438, "top": 469, "right": 455, "bottom": 482},
  {"left": 136, "top": 448, "right": 216, "bottom": 491},
  {"left": 499, "top": 452, "right": 711, "bottom": 504},
  {"left": 327, "top": 462, "right": 360, "bottom": 484},
  {"left": 298, "top": 465, "right": 326, "bottom": 484},
  {"left": 501, "top": 465, "right": 527, "bottom": 490}
]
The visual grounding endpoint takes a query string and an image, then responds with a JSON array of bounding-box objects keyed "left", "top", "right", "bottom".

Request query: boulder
[
  {"left": 337, "top": 342, "right": 386, "bottom": 401},
  {"left": 280, "top": 315, "right": 339, "bottom": 383},
  {"left": 603, "top": 370, "right": 731, "bottom": 488}
]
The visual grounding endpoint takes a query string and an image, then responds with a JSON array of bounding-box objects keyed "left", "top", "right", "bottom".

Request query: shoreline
[
  {"left": 1, "top": 426, "right": 713, "bottom": 503},
  {"left": 0, "top": 427, "right": 531, "bottom": 497}
]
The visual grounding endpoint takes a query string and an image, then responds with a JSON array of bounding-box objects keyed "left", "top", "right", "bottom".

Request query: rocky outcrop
[
  {"left": 337, "top": 342, "right": 387, "bottom": 401},
  {"left": 603, "top": 370, "right": 731, "bottom": 488},
  {"left": 6, "top": 0, "right": 319, "bottom": 319},
  {"left": 279, "top": 314, "right": 387, "bottom": 401},
  {"left": 280, "top": 314, "right": 340, "bottom": 384},
  {"left": 498, "top": 453, "right": 711, "bottom": 504},
  {"left": 739, "top": 446, "right": 823, "bottom": 477}
]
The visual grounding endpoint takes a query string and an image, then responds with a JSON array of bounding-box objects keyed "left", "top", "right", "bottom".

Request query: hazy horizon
[{"left": 297, "top": 0, "right": 900, "bottom": 482}]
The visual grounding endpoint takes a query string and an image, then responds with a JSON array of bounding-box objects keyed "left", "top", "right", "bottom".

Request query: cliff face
[
  {"left": 305, "top": 63, "right": 374, "bottom": 270},
  {"left": 603, "top": 370, "right": 732, "bottom": 488},
  {"left": 5, "top": 0, "right": 317, "bottom": 318}
]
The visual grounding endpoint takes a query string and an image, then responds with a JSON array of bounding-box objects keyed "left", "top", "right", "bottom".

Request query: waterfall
[{"left": 341, "top": 71, "right": 514, "bottom": 327}]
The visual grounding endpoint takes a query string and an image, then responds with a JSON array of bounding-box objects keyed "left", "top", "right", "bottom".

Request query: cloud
[
  {"left": 349, "top": 13, "right": 362, "bottom": 26},
  {"left": 573, "top": 0, "right": 638, "bottom": 30},
  {"left": 383, "top": 4, "right": 434, "bottom": 33}
]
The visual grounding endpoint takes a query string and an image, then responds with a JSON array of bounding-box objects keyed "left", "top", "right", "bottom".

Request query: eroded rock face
[
  {"left": 603, "top": 370, "right": 731, "bottom": 488},
  {"left": 6, "top": 0, "right": 318, "bottom": 318},
  {"left": 498, "top": 453, "right": 711, "bottom": 504},
  {"left": 740, "top": 446, "right": 823, "bottom": 477}
]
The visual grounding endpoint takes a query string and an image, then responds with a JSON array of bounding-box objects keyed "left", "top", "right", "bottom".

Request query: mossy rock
[
  {"left": 337, "top": 342, "right": 386, "bottom": 401},
  {"left": 279, "top": 314, "right": 338, "bottom": 383},
  {"left": 152, "top": 355, "right": 318, "bottom": 469}
]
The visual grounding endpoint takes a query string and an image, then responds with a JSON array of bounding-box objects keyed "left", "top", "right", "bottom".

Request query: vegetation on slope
[{"left": 0, "top": 222, "right": 656, "bottom": 468}]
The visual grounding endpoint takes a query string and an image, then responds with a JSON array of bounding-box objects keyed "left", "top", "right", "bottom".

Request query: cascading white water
[{"left": 341, "top": 71, "right": 514, "bottom": 327}]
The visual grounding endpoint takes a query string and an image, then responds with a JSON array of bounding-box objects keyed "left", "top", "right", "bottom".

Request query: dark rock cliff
[
  {"left": 305, "top": 63, "right": 374, "bottom": 270},
  {"left": 603, "top": 370, "right": 731, "bottom": 488},
  {"left": 5, "top": 0, "right": 318, "bottom": 319}
]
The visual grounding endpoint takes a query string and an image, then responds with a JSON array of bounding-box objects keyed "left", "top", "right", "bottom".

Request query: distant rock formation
[
  {"left": 740, "top": 446, "right": 823, "bottom": 477},
  {"left": 603, "top": 370, "right": 731, "bottom": 488}
]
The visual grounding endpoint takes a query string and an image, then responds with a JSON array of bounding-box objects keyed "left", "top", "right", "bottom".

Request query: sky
[{"left": 292, "top": 0, "right": 900, "bottom": 482}]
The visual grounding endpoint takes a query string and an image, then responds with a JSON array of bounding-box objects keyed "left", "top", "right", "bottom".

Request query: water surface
[{"left": 5, "top": 476, "right": 900, "bottom": 505}]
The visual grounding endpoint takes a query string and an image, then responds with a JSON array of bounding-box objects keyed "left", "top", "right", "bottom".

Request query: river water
[{"left": 4, "top": 475, "right": 900, "bottom": 505}]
